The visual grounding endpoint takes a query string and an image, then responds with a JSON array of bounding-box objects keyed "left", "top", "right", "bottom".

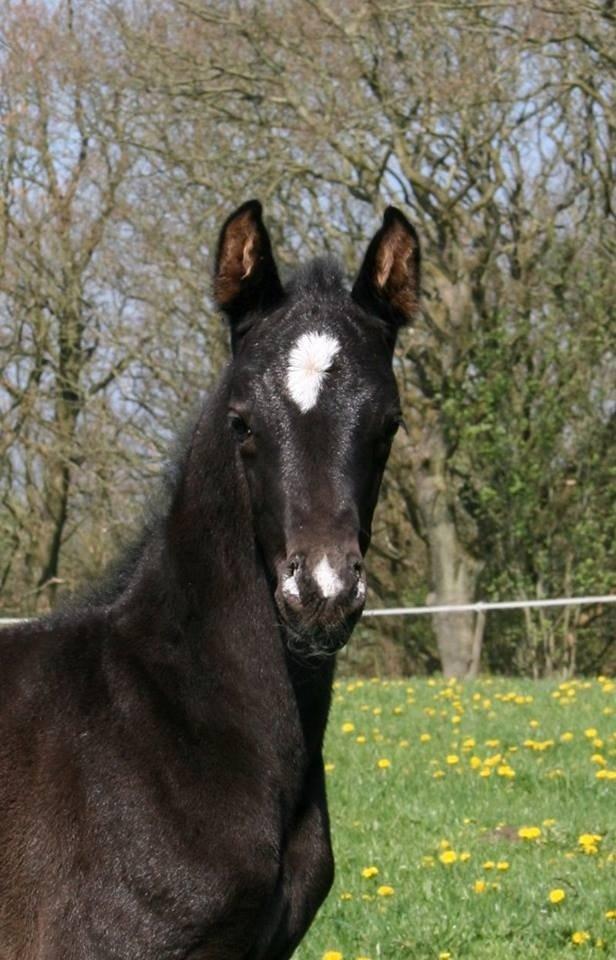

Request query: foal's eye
[
  {"left": 228, "top": 413, "right": 252, "bottom": 443},
  {"left": 384, "top": 415, "right": 404, "bottom": 439}
]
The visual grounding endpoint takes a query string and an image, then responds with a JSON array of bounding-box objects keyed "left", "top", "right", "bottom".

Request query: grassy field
[{"left": 295, "top": 676, "right": 616, "bottom": 960}]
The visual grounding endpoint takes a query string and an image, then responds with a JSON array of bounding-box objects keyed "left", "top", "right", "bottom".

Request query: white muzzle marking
[
  {"left": 282, "top": 572, "right": 300, "bottom": 600},
  {"left": 286, "top": 331, "right": 340, "bottom": 412},
  {"left": 313, "top": 555, "right": 343, "bottom": 599}
]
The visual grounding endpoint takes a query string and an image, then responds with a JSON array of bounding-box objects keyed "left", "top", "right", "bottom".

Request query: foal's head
[{"left": 214, "top": 201, "right": 420, "bottom": 654}]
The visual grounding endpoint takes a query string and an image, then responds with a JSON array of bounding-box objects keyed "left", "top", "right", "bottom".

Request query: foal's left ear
[
  {"left": 352, "top": 207, "right": 420, "bottom": 338},
  {"left": 214, "top": 199, "right": 284, "bottom": 338}
]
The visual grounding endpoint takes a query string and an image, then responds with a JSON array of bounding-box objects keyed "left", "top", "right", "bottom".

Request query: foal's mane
[{"left": 60, "top": 392, "right": 217, "bottom": 615}]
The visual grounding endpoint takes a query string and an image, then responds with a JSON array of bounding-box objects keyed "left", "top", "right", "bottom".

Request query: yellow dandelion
[
  {"left": 324, "top": 762, "right": 335, "bottom": 773},
  {"left": 473, "top": 879, "right": 487, "bottom": 893},
  {"left": 482, "top": 860, "right": 495, "bottom": 870},
  {"left": 496, "top": 861, "right": 510, "bottom": 871},
  {"left": 322, "top": 952, "right": 344, "bottom": 960},
  {"left": 571, "top": 931, "right": 591, "bottom": 945},
  {"left": 376, "top": 885, "right": 394, "bottom": 897},
  {"left": 361, "top": 866, "right": 379, "bottom": 878},
  {"left": 377, "top": 758, "right": 391, "bottom": 769},
  {"left": 339, "top": 892, "right": 353, "bottom": 901},
  {"left": 341, "top": 722, "right": 355, "bottom": 734},
  {"left": 439, "top": 850, "right": 458, "bottom": 865},
  {"left": 605, "top": 909, "right": 616, "bottom": 920},
  {"left": 518, "top": 826, "right": 541, "bottom": 840},
  {"left": 548, "top": 888, "right": 566, "bottom": 904},
  {"left": 446, "top": 755, "right": 460, "bottom": 765},
  {"left": 420, "top": 733, "right": 432, "bottom": 743},
  {"left": 578, "top": 833, "right": 601, "bottom": 854},
  {"left": 497, "top": 764, "right": 516, "bottom": 778}
]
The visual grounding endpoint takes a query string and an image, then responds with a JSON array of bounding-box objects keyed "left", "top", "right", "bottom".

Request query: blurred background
[{"left": 0, "top": 0, "right": 614, "bottom": 677}]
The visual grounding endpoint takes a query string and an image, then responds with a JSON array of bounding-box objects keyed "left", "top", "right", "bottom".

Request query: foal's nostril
[
  {"left": 287, "top": 554, "right": 303, "bottom": 577},
  {"left": 281, "top": 554, "right": 304, "bottom": 606},
  {"left": 348, "top": 553, "right": 364, "bottom": 582}
]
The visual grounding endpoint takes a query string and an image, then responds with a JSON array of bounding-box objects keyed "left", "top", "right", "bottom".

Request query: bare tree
[{"left": 0, "top": 1, "right": 142, "bottom": 609}]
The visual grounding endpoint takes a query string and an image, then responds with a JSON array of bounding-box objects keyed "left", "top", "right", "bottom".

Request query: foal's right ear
[{"left": 214, "top": 200, "right": 284, "bottom": 342}]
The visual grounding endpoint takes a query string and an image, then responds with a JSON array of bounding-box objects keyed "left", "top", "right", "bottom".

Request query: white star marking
[{"left": 286, "top": 331, "right": 340, "bottom": 412}]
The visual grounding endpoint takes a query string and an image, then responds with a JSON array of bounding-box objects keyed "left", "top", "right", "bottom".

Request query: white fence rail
[
  {"left": 1, "top": 594, "right": 614, "bottom": 626},
  {"left": 361, "top": 594, "right": 616, "bottom": 617}
]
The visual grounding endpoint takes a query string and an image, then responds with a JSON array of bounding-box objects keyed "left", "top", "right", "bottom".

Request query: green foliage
[{"left": 438, "top": 241, "right": 615, "bottom": 675}]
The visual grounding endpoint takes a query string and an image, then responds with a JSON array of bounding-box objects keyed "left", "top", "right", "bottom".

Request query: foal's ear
[
  {"left": 214, "top": 199, "right": 283, "bottom": 337},
  {"left": 352, "top": 207, "right": 420, "bottom": 336}
]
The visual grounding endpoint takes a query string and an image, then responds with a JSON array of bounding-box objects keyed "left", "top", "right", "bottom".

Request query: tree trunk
[
  {"left": 425, "top": 516, "right": 483, "bottom": 678},
  {"left": 409, "top": 420, "right": 485, "bottom": 678},
  {"left": 35, "top": 301, "right": 84, "bottom": 611}
]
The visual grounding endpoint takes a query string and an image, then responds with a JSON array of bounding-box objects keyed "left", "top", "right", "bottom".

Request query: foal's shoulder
[{"left": 0, "top": 608, "right": 106, "bottom": 689}]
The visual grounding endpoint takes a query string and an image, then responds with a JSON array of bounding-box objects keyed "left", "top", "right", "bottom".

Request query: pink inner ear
[
  {"left": 373, "top": 222, "right": 418, "bottom": 319},
  {"left": 375, "top": 223, "right": 415, "bottom": 287},
  {"left": 241, "top": 233, "right": 258, "bottom": 279},
  {"left": 215, "top": 211, "right": 261, "bottom": 304},
  {"left": 375, "top": 244, "right": 394, "bottom": 288}
]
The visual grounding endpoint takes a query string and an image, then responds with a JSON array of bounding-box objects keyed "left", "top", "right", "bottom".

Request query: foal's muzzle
[{"left": 275, "top": 546, "right": 366, "bottom": 650}]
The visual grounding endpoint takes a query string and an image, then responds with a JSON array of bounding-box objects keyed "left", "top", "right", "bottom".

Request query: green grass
[{"left": 295, "top": 676, "right": 616, "bottom": 960}]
